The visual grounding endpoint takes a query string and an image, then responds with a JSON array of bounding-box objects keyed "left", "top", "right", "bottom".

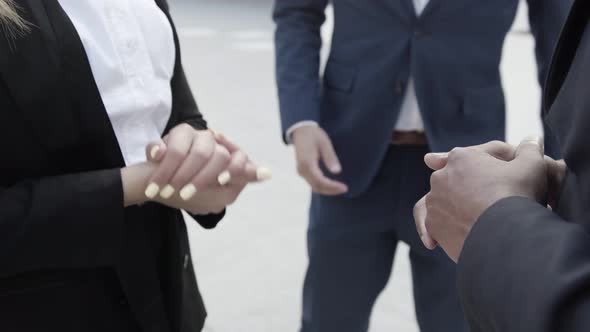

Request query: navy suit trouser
[{"left": 301, "top": 145, "right": 469, "bottom": 332}]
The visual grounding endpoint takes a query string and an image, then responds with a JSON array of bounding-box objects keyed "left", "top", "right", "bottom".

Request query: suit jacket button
[
  {"left": 394, "top": 81, "right": 404, "bottom": 95},
  {"left": 414, "top": 27, "right": 424, "bottom": 37}
]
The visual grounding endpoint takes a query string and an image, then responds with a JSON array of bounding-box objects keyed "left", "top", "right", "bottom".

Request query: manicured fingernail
[
  {"left": 150, "top": 145, "right": 161, "bottom": 159},
  {"left": 431, "top": 153, "right": 448, "bottom": 157},
  {"left": 215, "top": 131, "right": 225, "bottom": 140},
  {"left": 330, "top": 164, "right": 342, "bottom": 173},
  {"left": 145, "top": 183, "right": 160, "bottom": 199},
  {"left": 218, "top": 171, "right": 231, "bottom": 186},
  {"left": 180, "top": 184, "right": 197, "bottom": 201},
  {"left": 256, "top": 167, "right": 273, "bottom": 181},
  {"left": 160, "top": 185, "right": 175, "bottom": 199}
]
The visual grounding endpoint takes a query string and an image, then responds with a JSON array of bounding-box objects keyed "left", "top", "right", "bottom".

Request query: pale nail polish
[
  {"left": 215, "top": 132, "right": 225, "bottom": 140},
  {"left": 150, "top": 145, "right": 161, "bottom": 159},
  {"left": 256, "top": 167, "right": 273, "bottom": 181},
  {"left": 431, "top": 152, "right": 448, "bottom": 157},
  {"left": 145, "top": 183, "right": 160, "bottom": 199},
  {"left": 218, "top": 171, "right": 231, "bottom": 186},
  {"left": 180, "top": 184, "right": 197, "bottom": 201},
  {"left": 160, "top": 185, "right": 175, "bottom": 199}
]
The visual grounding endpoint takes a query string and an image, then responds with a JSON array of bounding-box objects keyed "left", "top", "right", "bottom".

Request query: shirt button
[
  {"left": 135, "top": 77, "right": 145, "bottom": 87},
  {"left": 125, "top": 40, "right": 137, "bottom": 53},
  {"left": 183, "top": 254, "right": 190, "bottom": 269}
]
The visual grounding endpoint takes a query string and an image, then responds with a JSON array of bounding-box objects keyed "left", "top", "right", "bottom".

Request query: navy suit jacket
[{"left": 274, "top": 0, "right": 570, "bottom": 196}]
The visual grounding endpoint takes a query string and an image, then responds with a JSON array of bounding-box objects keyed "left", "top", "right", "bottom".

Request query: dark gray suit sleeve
[
  {"left": 526, "top": 0, "right": 573, "bottom": 159},
  {"left": 458, "top": 196, "right": 590, "bottom": 332},
  {"left": 273, "top": 0, "right": 329, "bottom": 140}
]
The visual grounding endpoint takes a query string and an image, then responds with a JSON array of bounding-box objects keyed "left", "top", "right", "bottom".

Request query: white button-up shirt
[
  {"left": 287, "top": 0, "right": 429, "bottom": 140},
  {"left": 58, "top": 0, "right": 176, "bottom": 165},
  {"left": 395, "top": 0, "right": 427, "bottom": 131}
]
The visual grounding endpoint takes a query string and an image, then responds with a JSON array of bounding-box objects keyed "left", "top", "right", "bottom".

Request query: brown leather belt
[{"left": 391, "top": 130, "right": 428, "bottom": 145}]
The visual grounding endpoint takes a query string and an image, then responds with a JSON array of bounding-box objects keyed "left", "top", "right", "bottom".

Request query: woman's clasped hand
[{"left": 123, "top": 124, "right": 271, "bottom": 215}]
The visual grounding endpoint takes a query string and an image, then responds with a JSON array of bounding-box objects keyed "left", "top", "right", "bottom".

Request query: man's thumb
[{"left": 515, "top": 136, "right": 544, "bottom": 161}]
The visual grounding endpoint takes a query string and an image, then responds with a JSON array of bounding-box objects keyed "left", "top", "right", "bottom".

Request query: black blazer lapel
[
  {"left": 0, "top": 0, "right": 79, "bottom": 156},
  {"left": 42, "top": 0, "right": 125, "bottom": 168}
]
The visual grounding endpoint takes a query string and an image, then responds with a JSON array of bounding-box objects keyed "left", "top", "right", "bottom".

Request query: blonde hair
[{"left": 0, "top": 0, "right": 30, "bottom": 37}]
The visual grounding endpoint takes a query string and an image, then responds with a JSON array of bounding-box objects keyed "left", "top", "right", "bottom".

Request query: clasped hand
[
  {"left": 413, "top": 137, "right": 566, "bottom": 263},
  {"left": 123, "top": 124, "right": 271, "bottom": 215}
]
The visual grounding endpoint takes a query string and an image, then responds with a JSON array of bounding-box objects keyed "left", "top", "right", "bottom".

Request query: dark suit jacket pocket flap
[
  {"left": 323, "top": 62, "right": 356, "bottom": 93},
  {"left": 462, "top": 85, "right": 505, "bottom": 116}
]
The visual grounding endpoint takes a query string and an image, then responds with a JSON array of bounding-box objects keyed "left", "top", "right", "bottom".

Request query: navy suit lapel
[
  {"left": 401, "top": 0, "right": 417, "bottom": 17},
  {"left": 376, "top": 0, "right": 413, "bottom": 23},
  {"left": 420, "top": 0, "right": 442, "bottom": 19}
]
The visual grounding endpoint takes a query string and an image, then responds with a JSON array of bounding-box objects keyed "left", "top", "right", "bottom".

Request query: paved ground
[{"left": 168, "top": 1, "right": 543, "bottom": 331}]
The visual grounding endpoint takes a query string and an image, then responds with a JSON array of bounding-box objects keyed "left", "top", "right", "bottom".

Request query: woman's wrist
[{"left": 121, "top": 163, "right": 155, "bottom": 207}]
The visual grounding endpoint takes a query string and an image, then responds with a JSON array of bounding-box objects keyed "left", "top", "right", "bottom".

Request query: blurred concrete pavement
[{"left": 168, "top": 1, "right": 543, "bottom": 331}]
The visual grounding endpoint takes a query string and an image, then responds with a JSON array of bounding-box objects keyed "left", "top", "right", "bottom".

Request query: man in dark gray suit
[
  {"left": 415, "top": 1, "right": 590, "bottom": 331},
  {"left": 273, "top": 0, "right": 569, "bottom": 331}
]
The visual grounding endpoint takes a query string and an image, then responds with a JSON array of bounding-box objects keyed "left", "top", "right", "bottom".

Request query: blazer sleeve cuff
[
  {"left": 189, "top": 209, "right": 226, "bottom": 229},
  {"left": 279, "top": 95, "right": 321, "bottom": 143}
]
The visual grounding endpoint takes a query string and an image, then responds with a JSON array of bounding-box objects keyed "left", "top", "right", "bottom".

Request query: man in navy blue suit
[{"left": 273, "top": 1, "right": 570, "bottom": 331}]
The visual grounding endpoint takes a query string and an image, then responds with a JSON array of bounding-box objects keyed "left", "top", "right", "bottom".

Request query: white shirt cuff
[{"left": 285, "top": 121, "right": 319, "bottom": 144}]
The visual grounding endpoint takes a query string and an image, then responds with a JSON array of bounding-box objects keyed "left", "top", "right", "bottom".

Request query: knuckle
[
  {"left": 308, "top": 179, "right": 321, "bottom": 189},
  {"left": 230, "top": 162, "right": 247, "bottom": 175},
  {"left": 179, "top": 123, "right": 193, "bottom": 131},
  {"left": 193, "top": 147, "right": 211, "bottom": 161},
  {"left": 429, "top": 171, "right": 444, "bottom": 188},
  {"left": 216, "top": 146, "right": 231, "bottom": 160},
  {"left": 448, "top": 147, "right": 467, "bottom": 162},
  {"left": 297, "top": 162, "right": 310, "bottom": 176},
  {"left": 173, "top": 123, "right": 191, "bottom": 134},
  {"left": 489, "top": 140, "right": 504, "bottom": 147},
  {"left": 167, "top": 147, "right": 185, "bottom": 161},
  {"left": 226, "top": 192, "right": 240, "bottom": 205},
  {"left": 220, "top": 153, "right": 231, "bottom": 166},
  {"left": 488, "top": 140, "right": 510, "bottom": 153},
  {"left": 199, "top": 131, "right": 214, "bottom": 143}
]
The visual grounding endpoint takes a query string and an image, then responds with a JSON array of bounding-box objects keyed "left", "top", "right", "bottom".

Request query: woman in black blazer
[{"left": 0, "top": 1, "right": 268, "bottom": 331}]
